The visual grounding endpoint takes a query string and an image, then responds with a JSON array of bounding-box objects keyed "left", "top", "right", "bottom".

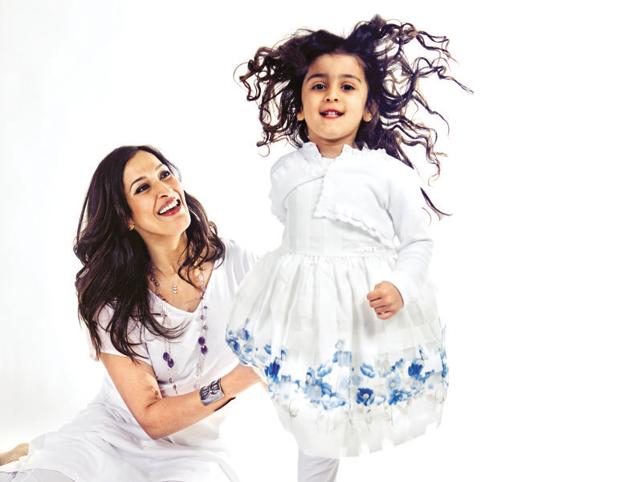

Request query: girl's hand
[{"left": 366, "top": 282, "right": 404, "bottom": 320}]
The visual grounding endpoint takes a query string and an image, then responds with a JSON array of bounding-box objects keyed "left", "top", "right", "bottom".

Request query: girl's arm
[
  {"left": 101, "top": 353, "right": 260, "bottom": 439},
  {"left": 383, "top": 162, "right": 434, "bottom": 306},
  {"left": 367, "top": 162, "right": 434, "bottom": 319}
]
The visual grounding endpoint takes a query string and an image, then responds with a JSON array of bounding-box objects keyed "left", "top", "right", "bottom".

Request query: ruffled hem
[
  {"left": 226, "top": 309, "right": 447, "bottom": 457},
  {"left": 226, "top": 328, "right": 447, "bottom": 457},
  {"left": 276, "top": 390, "right": 444, "bottom": 458}
]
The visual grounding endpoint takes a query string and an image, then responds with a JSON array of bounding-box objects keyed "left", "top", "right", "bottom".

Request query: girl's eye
[
  {"left": 160, "top": 170, "right": 172, "bottom": 180},
  {"left": 342, "top": 84, "right": 355, "bottom": 91},
  {"left": 134, "top": 183, "right": 149, "bottom": 194},
  {"left": 311, "top": 83, "right": 326, "bottom": 90}
]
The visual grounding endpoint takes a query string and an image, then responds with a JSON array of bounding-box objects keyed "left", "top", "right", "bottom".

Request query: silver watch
[{"left": 199, "top": 378, "right": 225, "bottom": 406}]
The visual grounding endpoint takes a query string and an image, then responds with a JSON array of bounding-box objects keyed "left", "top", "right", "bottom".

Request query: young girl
[{"left": 226, "top": 14, "right": 469, "bottom": 467}]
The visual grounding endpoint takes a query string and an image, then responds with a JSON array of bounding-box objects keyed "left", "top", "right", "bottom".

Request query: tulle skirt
[{"left": 226, "top": 248, "right": 447, "bottom": 458}]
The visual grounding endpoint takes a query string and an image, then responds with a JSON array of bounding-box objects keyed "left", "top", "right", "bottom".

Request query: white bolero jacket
[{"left": 269, "top": 142, "right": 435, "bottom": 306}]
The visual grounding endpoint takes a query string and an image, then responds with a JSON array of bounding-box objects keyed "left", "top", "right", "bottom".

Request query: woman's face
[{"left": 122, "top": 150, "right": 190, "bottom": 241}]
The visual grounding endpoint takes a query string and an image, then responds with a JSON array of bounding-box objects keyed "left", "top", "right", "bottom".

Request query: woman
[{"left": 0, "top": 145, "right": 261, "bottom": 481}]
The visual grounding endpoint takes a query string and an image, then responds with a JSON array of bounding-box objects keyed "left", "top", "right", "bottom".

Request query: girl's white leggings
[
  {"left": 298, "top": 449, "right": 340, "bottom": 482},
  {"left": 0, "top": 471, "right": 72, "bottom": 482}
]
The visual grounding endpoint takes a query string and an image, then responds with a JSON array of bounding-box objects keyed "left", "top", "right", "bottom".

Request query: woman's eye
[
  {"left": 160, "top": 170, "right": 172, "bottom": 180},
  {"left": 135, "top": 183, "right": 149, "bottom": 194}
]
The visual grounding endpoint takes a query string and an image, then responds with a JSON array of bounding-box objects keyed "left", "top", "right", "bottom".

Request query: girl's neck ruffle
[{"left": 300, "top": 142, "right": 363, "bottom": 162}]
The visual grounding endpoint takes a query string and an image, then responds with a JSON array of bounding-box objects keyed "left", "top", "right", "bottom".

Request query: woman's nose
[{"left": 156, "top": 183, "right": 172, "bottom": 197}]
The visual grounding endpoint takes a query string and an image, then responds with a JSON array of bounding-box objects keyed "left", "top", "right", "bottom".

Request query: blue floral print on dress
[
  {"left": 225, "top": 325, "right": 448, "bottom": 411},
  {"left": 356, "top": 388, "right": 375, "bottom": 406},
  {"left": 360, "top": 363, "right": 376, "bottom": 378}
]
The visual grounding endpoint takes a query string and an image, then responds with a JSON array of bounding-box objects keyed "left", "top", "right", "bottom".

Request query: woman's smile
[{"left": 157, "top": 197, "right": 182, "bottom": 216}]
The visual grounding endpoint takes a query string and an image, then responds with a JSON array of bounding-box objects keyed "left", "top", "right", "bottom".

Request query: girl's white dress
[
  {"left": 0, "top": 241, "right": 256, "bottom": 482},
  {"left": 226, "top": 143, "right": 447, "bottom": 458}
]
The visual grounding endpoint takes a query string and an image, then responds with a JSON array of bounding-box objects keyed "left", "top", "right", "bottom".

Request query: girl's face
[
  {"left": 123, "top": 150, "right": 191, "bottom": 241},
  {"left": 298, "top": 53, "right": 372, "bottom": 150}
]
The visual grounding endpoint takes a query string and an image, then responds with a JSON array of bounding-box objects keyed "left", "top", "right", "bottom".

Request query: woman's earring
[{"left": 128, "top": 223, "right": 135, "bottom": 231}]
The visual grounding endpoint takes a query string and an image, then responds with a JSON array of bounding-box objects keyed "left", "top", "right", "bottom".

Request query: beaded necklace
[{"left": 149, "top": 266, "right": 209, "bottom": 395}]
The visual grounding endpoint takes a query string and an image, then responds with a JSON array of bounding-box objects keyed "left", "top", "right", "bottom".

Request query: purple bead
[
  {"left": 198, "top": 336, "right": 206, "bottom": 345},
  {"left": 162, "top": 352, "right": 170, "bottom": 361},
  {"left": 200, "top": 345, "right": 208, "bottom": 354},
  {"left": 168, "top": 359, "right": 175, "bottom": 368}
]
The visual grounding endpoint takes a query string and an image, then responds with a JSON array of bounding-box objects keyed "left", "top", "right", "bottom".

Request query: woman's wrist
[
  {"left": 199, "top": 378, "right": 225, "bottom": 406},
  {"left": 220, "top": 364, "right": 260, "bottom": 398}
]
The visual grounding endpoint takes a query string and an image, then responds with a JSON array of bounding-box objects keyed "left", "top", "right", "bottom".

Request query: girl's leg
[
  {"left": 0, "top": 470, "right": 74, "bottom": 482},
  {"left": 297, "top": 449, "right": 339, "bottom": 482}
]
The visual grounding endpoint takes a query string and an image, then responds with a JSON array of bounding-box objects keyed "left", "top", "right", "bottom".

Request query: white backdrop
[{"left": 1, "top": 1, "right": 638, "bottom": 481}]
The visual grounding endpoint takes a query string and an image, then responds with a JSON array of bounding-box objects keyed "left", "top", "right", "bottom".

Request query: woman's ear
[{"left": 296, "top": 109, "right": 305, "bottom": 121}]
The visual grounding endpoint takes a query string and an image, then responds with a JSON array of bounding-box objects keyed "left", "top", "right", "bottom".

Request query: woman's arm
[{"left": 101, "top": 353, "right": 260, "bottom": 439}]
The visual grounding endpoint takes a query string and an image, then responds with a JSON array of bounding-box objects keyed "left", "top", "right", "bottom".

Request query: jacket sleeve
[{"left": 384, "top": 163, "right": 434, "bottom": 306}]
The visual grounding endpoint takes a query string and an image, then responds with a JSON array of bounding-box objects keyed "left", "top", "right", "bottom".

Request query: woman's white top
[{"left": 0, "top": 240, "right": 257, "bottom": 482}]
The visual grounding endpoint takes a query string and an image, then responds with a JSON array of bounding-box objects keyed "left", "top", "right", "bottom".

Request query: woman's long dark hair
[
  {"left": 239, "top": 15, "right": 471, "bottom": 217},
  {"left": 74, "top": 145, "right": 225, "bottom": 360}
]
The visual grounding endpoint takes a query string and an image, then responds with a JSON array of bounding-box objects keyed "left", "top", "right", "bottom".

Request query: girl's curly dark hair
[{"left": 239, "top": 15, "right": 471, "bottom": 217}]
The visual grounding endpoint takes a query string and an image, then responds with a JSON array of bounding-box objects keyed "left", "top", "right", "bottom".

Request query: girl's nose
[{"left": 325, "top": 87, "right": 339, "bottom": 102}]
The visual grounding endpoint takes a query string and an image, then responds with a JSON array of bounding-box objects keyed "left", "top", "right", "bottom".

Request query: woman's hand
[{"left": 366, "top": 281, "right": 404, "bottom": 320}]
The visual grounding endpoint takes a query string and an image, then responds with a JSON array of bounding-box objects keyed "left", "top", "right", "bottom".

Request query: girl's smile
[{"left": 320, "top": 108, "right": 344, "bottom": 118}]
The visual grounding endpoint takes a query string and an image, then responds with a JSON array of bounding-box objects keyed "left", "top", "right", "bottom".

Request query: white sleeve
[
  {"left": 88, "top": 304, "right": 150, "bottom": 364},
  {"left": 223, "top": 239, "right": 260, "bottom": 285},
  {"left": 384, "top": 163, "right": 434, "bottom": 306}
]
